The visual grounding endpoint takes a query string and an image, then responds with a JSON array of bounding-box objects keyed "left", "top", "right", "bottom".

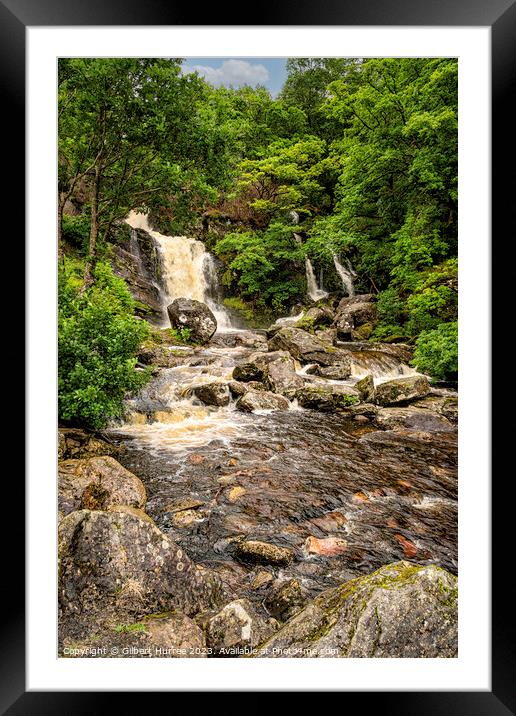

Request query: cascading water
[
  {"left": 126, "top": 211, "right": 233, "bottom": 331},
  {"left": 332, "top": 253, "right": 356, "bottom": 297},
  {"left": 305, "top": 257, "right": 328, "bottom": 301}
]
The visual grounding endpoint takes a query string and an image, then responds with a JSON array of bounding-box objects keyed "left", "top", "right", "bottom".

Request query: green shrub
[
  {"left": 411, "top": 321, "right": 458, "bottom": 380},
  {"left": 58, "top": 261, "right": 150, "bottom": 429},
  {"left": 61, "top": 214, "right": 90, "bottom": 253}
]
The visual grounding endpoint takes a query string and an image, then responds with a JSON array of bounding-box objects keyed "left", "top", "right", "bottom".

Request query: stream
[{"left": 108, "top": 330, "right": 458, "bottom": 604}]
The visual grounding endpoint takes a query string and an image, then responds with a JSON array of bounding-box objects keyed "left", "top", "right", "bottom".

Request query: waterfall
[
  {"left": 332, "top": 253, "right": 356, "bottom": 297},
  {"left": 126, "top": 211, "right": 233, "bottom": 331},
  {"left": 305, "top": 257, "right": 328, "bottom": 302}
]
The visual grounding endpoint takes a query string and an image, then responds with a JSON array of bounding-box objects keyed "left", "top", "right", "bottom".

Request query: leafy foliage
[
  {"left": 58, "top": 262, "right": 150, "bottom": 429},
  {"left": 411, "top": 321, "right": 458, "bottom": 380}
]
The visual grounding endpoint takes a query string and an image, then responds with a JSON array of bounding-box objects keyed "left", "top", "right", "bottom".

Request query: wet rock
[
  {"left": 374, "top": 376, "right": 431, "bottom": 406},
  {"left": 376, "top": 406, "right": 454, "bottom": 432},
  {"left": 228, "top": 380, "right": 247, "bottom": 398},
  {"left": 304, "top": 536, "right": 348, "bottom": 557},
  {"left": 268, "top": 328, "right": 336, "bottom": 366},
  {"left": 264, "top": 579, "right": 307, "bottom": 622},
  {"left": 333, "top": 296, "right": 378, "bottom": 341},
  {"left": 59, "top": 509, "right": 225, "bottom": 625},
  {"left": 58, "top": 428, "right": 119, "bottom": 460},
  {"left": 315, "top": 361, "right": 352, "bottom": 380},
  {"left": 250, "top": 568, "right": 274, "bottom": 590},
  {"left": 171, "top": 509, "right": 205, "bottom": 528},
  {"left": 204, "top": 599, "right": 278, "bottom": 656},
  {"left": 235, "top": 540, "right": 294, "bottom": 566},
  {"left": 58, "top": 456, "right": 147, "bottom": 516},
  {"left": 165, "top": 498, "right": 205, "bottom": 513},
  {"left": 314, "top": 328, "right": 338, "bottom": 346},
  {"left": 295, "top": 306, "right": 334, "bottom": 330},
  {"left": 265, "top": 355, "right": 305, "bottom": 398},
  {"left": 236, "top": 390, "right": 290, "bottom": 413},
  {"left": 295, "top": 384, "right": 360, "bottom": 412},
  {"left": 254, "top": 561, "right": 457, "bottom": 658},
  {"left": 411, "top": 394, "right": 458, "bottom": 424},
  {"left": 227, "top": 486, "right": 246, "bottom": 503},
  {"left": 167, "top": 298, "right": 217, "bottom": 344},
  {"left": 355, "top": 374, "right": 375, "bottom": 402},
  {"left": 232, "top": 351, "right": 303, "bottom": 398},
  {"left": 309, "top": 511, "right": 348, "bottom": 533},
  {"left": 192, "top": 382, "right": 230, "bottom": 407},
  {"left": 351, "top": 322, "right": 374, "bottom": 341}
]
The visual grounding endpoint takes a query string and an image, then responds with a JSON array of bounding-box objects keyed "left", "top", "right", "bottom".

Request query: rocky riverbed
[{"left": 58, "top": 299, "right": 458, "bottom": 658}]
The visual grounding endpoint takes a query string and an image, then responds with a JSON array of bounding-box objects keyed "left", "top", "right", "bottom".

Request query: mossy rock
[{"left": 253, "top": 561, "right": 457, "bottom": 658}]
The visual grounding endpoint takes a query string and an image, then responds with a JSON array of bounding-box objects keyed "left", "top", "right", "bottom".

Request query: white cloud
[{"left": 182, "top": 59, "right": 269, "bottom": 88}]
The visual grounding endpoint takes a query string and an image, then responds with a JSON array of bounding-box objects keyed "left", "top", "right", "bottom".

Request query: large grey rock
[
  {"left": 254, "top": 562, "right": 457, "bottom": 658},
  {"left": 313, "top": 361, "right": 352, "bottom": 380},
  {"left": 374, "top": 375, "right": 431, "bottom": 406},
  {"left": 192, "top": 382, "right": 230, "bottom": 407},
  {"left": 204, "top": 599, "right": 278, "bottom": 656},
  {"left": 376, "top": 406, "right": 454, "bottom": 432},
  {"left": 236, "top": 390, "right": 290, "bottom": 413},
  {"left": 333, "top": 297, "right": 378, "bottom": 341},
  {"left": 233, "top": 351, "right": 304, "bottom": 398},
  {"left": 268, "top": 327, "right": 337, "bottom": 366},
  {"left": 167, "top": 298, "right": 217, "bottom": 343},
  {"left": 58, "top": 509, "right": 225, "bottom": 622},
  {"left": 295, "top": 384, "right": 360, "bottom": 412},
  {"left": 295, "top": 306, "right": 334, "bottom": 330},
  {"left": 60, "top": 612, "right": 207, "bottom": 659},
  {"left": 58, "top": 456, "right": 147, "bottom": 517}
]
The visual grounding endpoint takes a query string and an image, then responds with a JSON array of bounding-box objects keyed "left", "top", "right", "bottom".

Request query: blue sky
[{"left": 182, "top": 58, "right": 287, "bottom": 96}]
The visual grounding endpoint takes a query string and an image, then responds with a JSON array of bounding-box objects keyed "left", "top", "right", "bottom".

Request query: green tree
[{"left": 58, "top": 262, "right": 150, "bottom": 429}]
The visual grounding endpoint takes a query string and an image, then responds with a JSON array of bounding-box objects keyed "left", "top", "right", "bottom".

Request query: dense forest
[{"left": 58, "top": 57, "right": 458, "bottom": 429}]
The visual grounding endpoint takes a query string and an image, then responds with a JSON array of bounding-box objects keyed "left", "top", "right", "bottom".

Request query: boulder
[
  {"left": 254, "top": 562, "right": 457, "bottom": 658},
  {"left": 295, "top": 384, "right": 360, "bottom": 412},
  {"left": 354, "top": 374, "right": 375, "bottom": 402},
  {"left": 58, "top": 428, "right": 119, "bottom": 460},
  {"left": 228, "top": 380, "right": 247, "bottom": 398},
  {"left": 167, "top": 298, "right": 217, "bottom": 343},
  {"left": 351, "top": 322, "right": 374, "bottom": 341},
  {"left": 235, "top": 540, "right": 294, "bottom": 566},
  {"left": 376, "top": 406, "right": 454, "bottom": 432},
  {"left": 236, "top": 390, "right": 290, "bottom": 413},
  {"left": 333, "top": 298, "right": 378, "bottom": 341},
  {"left": 265, "top": 356, "right": 305, "bottom": 398},
  {"left": 58, "top": 456, "right": 147, "bottom": 517},
  {"left": 374, "top": 375, "right": 430, "bottom": 406},
  {"left": 58, "top": 509, "right": 225, "bottom": 622},
  {"left": 232, "top": 351, "right": 303, "bottom": 398},
  {"left": 61, "top": 612, "right": 207, "bottom": 658},
  {"left": 314, "top": 361, "right": 352, "bottom": 380},
  {"left": 295, "top": 306, "right": 334, "bottom": 330},
  {"left": 268, "top": 328, "right": 337, "bottom": 366},
  {"left": 192, "top": 382, "right": 230, "bottom": 407},
  {"left": 264, "top": 579, "right": 307, "bottom": 622},
  {"left": 204, "top": 599, "right": 278, "bottom": 655}
]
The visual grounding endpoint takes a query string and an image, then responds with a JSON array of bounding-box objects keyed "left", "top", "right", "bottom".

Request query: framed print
[{"left": 7, "top": 0, "right": 512, "bottom": 710}]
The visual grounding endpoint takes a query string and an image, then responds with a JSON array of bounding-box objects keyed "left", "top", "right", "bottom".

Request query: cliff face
[{"left": 110, "top": 226, "right": 164, "bottom": 323}]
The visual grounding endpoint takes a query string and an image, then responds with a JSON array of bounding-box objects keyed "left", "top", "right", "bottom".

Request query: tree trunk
[{"left": 82, "top": 162, "right": 101, "bottom": 291}]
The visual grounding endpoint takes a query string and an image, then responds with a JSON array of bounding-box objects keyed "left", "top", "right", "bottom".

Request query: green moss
[{"left": 113, "top": 621, "right": 148, "bottom": 634}]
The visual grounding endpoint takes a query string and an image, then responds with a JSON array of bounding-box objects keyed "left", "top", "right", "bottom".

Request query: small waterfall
[
  {"left": 305, "top": 257, "right": 328, "bottom": 302},
  {"left": 126, "top": 211, "right": 233, "bottom": 331},
  {"left": 332, "top": 253, "right": 356, "bottom": 297}
]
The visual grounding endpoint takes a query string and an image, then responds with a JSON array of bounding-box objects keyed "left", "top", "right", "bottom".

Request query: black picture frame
[{"left": 9, "top": 0, "right": 511, "bottom": 710}]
